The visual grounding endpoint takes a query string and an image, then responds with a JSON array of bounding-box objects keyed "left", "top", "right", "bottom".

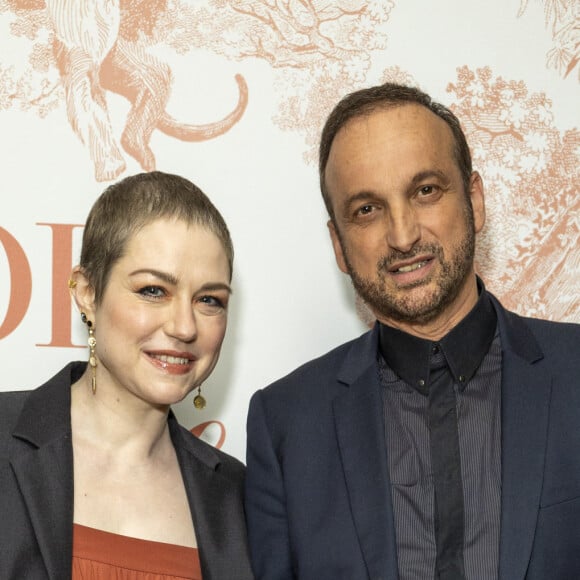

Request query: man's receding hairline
[{"left": 324, "top": 101, "right": 461, "bottom": 185}]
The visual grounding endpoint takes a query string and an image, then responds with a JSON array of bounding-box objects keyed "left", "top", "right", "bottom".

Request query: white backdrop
[{"left": 1, "top": 0, "right": 578, "bottom": 461}]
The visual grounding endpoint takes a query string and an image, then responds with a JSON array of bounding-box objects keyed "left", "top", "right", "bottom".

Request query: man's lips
[{"left": 387, "top": 256, "right": 434, "bottom": 274}]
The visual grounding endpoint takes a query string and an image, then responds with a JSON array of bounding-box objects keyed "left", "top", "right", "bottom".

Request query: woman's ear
[{"left": 69, "top": 266, "right": 96, "bottom": 322}]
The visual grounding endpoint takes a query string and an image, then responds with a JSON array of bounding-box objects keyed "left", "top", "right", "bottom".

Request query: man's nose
[{"left": 386, "top": 204, "right": 421, "bottom": 253}]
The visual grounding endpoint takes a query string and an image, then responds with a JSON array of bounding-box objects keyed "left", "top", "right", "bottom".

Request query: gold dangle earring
[
  {"left": 193, "top": 385, "right": 206, "bottom": 409},
  {"left": 81, "top": 312, "right": 97, "bottom": 394}
]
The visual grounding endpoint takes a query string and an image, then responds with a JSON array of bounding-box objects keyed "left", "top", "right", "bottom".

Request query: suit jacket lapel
[
  {"left": 170, "top": 417, "right": 253, "bottom": 580},
  {"left": 333, "top": 327, "right": 399, "bottom": 580},
  {"left": 492, "top": 298, "right": 551, "bottom": 580},
  {"left": 10, "top": 438, "right": 74, "bottom": 579},
  {"left": 10, "top": 363, "right": 78, "bottom": 580}
]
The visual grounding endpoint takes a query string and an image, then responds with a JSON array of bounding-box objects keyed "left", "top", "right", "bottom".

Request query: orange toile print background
[{"left": 0, "top": 0, "right": 578, "bottom": 460}]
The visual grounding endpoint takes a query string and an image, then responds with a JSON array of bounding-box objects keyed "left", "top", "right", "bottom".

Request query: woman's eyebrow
[{"left": 129, "top": 269, "right": 179, "bottom": 285}]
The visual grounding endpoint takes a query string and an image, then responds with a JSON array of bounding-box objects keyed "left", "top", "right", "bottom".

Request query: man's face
[{"left": 325, "top": 104, "right": 485, "bottom": 332}]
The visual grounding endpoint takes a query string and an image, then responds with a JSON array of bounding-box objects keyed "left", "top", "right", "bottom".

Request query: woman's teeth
[{"left": 153, "top": 354, "right": 190, "bottom": 365}]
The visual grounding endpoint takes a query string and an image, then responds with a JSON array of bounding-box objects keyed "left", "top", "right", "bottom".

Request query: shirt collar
[{"left": 378, "top": 277, "right": 497, "bottom": 394}]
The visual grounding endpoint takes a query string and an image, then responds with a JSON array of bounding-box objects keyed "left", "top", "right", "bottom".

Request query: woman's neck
[{"left": 70, "top": 369, "right": 172, "bottom": 463}]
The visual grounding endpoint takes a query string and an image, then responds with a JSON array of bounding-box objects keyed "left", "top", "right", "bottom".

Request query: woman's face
[{"left": 78, "top": 218, "right": 231, "bottom": 408}]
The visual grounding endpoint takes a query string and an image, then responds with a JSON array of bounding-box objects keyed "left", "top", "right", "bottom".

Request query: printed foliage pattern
[
  {"left": 449, "top": 66, "right": 579, "bottom": 321},
  {"left": 0, "top": 1, "right": 58, "bottom": 117},
  {"left": 518, "top": 0, "right": 580, "bottom": 80}
]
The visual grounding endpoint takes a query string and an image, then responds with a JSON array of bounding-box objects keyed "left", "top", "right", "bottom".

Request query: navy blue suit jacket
[
  {"left": 0, "top": 362, "right": 254, "bottom": 580},
  {"left": 245, "top": 295, "right": 580, "bottom": 579}
]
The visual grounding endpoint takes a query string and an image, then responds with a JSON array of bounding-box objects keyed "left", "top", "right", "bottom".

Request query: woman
[{"left": 0, "top": 172, "right": 254, "bottom": 579}]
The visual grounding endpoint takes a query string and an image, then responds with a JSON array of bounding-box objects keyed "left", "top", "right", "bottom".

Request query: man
[{"left": 244, "top": 83, "right": 580, "bottom": 580}]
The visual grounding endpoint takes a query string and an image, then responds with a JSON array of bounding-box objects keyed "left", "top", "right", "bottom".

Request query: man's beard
[{"left": 342, "top": 211, "right": 476, "bottom": 326}]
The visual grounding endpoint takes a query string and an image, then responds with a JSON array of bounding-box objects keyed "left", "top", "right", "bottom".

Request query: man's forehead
[
  {"left": 328, "top": 105, "right": 455, "bottom": 170},
  {"left": 334, "top": 103, "right": 452, "bottom": 144}
]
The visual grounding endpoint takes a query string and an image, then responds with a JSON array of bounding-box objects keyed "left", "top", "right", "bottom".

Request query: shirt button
[
  {"left": 458, "top": 375, "right": 466, "bottom": 383},
  {"left": 432, "top": 344, "right": 440, "bottom": 354},
  {"left": 418, "top": 379, "right": 425, "bottom": 388}
]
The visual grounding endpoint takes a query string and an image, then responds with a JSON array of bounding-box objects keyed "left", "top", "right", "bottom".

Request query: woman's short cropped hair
[{"left": 80, "top": 171, "right": 234, "bottom": 304}]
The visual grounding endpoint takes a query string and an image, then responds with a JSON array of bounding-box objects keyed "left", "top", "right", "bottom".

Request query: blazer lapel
[
  {"left": 333, "top": 327, "right": 399, "bottom": 580},
  {"left": 492, "top": 299, "right": 551, "bottom": 580},
  {"left": 9, "top": 363, "right": 78, "bottom": 580},
  {"left": 170, "top": 417, "right": 253, "bottom": 580},
  {"left": 10, "top": 437, "right": 74, "bottom": 580}
]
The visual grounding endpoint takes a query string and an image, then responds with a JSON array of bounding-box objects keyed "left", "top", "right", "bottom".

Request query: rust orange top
[{"left": 72, "top": 523, "right": 202, "bottom": 580}]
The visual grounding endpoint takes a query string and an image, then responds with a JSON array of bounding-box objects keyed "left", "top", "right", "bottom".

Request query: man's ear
[
  {"left": 327, "top": 220, "right": 349, "bottom": 274},
  {"left": 69, "top": 266, "right": 96, "bottom": 322},
  {"left": 469, "top": 171, "right": 486, "bottom": 234}
]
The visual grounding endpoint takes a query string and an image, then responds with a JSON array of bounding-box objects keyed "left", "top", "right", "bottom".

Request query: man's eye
[
  {"left": 138, "top": 286, "right": 165, "bottom": 298},
  {"left": 418, "top": 185, "right": 436, "bottom": 196},
  {"left": 357, "top": 205, "right": 374, "bottom": 215}
]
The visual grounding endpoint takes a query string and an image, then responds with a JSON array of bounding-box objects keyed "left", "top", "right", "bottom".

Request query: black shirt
[{"left": 377, "top": 281, "right": 501, "bottom": 580}]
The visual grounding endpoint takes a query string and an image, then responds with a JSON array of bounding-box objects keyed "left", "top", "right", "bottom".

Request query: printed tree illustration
[
  {"left": 0, "top": 1, "right": 59, "bottom": 117},
  {"left": 159, "top": 0, "right": 395, "bottom": 162},
  {"left": 518, "top": 0, "right": 580, "bottom": 80},
  {"left": 448, "top": 66, "right": 579, "bottom": 321}
]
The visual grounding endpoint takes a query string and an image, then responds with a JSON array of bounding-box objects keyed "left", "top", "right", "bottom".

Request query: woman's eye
[
  {"left": 199, "top": 295, "right": 225, "bottom": 309},
  {"left": 138, "top": 286, "right": 165, "bottom": 298}
]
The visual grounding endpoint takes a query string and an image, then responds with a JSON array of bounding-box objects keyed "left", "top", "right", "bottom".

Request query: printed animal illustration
[{"left": 6, "top": 0, "right": 248, "bottom": 181}]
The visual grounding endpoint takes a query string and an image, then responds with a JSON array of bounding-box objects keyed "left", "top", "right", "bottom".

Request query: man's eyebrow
[{"left": 409, "top": 169, "right": 451, "bottom": 187}]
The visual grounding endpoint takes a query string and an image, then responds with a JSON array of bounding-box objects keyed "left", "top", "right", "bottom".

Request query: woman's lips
[{"left": 147, "top": 351, "right": 196, "bottom": 374}]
